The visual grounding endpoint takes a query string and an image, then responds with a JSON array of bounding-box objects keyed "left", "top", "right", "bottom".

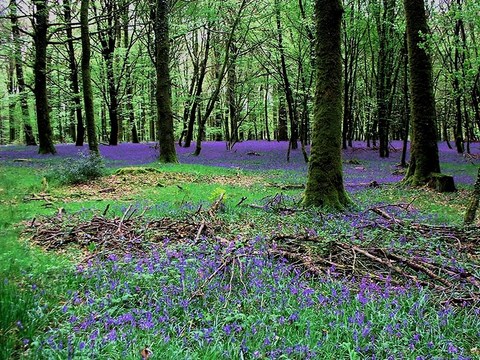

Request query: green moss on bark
[
  {"left": 303, "top": 0, "right": 349, "bottom": 210},
  {"left": 155, "top": 0, "right": 178, "bottom": 164},
  {"left": 402, "top": 0, "right": 442, "bottom": 186}
]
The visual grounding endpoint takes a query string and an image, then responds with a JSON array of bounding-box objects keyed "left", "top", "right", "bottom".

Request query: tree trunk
[
  {"left": 227, "top": 41, "right": 238, "bottom": 146},
  {"left": 303, "top": 0, "right": 349, "bottom": 209},
  {"left": 275, "top": 0, "right": 298, "bottom": 150},
  {"left": 155, "top": 0, "right": 177, "bottom": 163},
  {"left": 376, "top": 0, "right": 397, "bottom": 158},
  {"left": 403, "top": 0, "right": 444, "bottom": 186},
  {"left": 94, "top": 0, "right": 120, "bottom": 145},
  {"left": 106, "top": 55, "right": 119, "bottom": 145},
  {"left": 264, "top": 76, "right": 271, "bottom": 141},
  {"left": 63, "top": 0, "right": 84, "bottom": 146},
  {"left": 453, "top": 0, "right": 466, "bottom": 154},
  {"left": 7, "top": 59, "right": 16, "bottom": 143},
  {"left": 81, "top": 0, "right": 99, "bottom": 154},
  {"left": 464, "top": 167, "right": 480, "bottom": 225},
  {"left": 194, "top": 0, "right": 248, "bottom": 156},
  {"left": 122, "top": 1, "right": 139, "bottom": 144},
  {"left": 33, "top": 0, "right": 56, "bottom": 155},
  {"left": 277, "top": 88, "right": 288, "bottom": 141},
  {"left": 10, "top": 0, "right": 36, "bottom": 146},
  {"left": 401, "top": 35, "right": 410, "bottom": 168},
  {"left": 184, "top": 27, "right": 211, "bottom": 148}
]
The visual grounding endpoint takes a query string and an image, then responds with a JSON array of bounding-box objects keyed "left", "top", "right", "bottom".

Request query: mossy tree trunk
[
  {"left": 80, "top": 0, "right": 99, "bottom": 154},
  {"left": 303, "top": 0, "right": 349, "bottom": 209},
  {"left": 464, "top": 167, "right": 480, "bottom": 225},
  {"left": 403, "top": 0, "right": 441, "bottom": 185},
  {"left": 155, "top": 0, "right": 178, "bottom": 163},
  {"left": 33, "top": 0, "right": 56, "bottom": 155}
]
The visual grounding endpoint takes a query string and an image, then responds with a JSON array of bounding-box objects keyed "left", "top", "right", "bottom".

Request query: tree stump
[{"left": 427, "top": 173, "right": 456, "bottom": 193}]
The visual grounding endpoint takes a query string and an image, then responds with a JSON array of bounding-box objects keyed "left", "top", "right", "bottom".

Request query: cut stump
[{"left": 427, "top": 173, "right": 456, "bottom": 193}]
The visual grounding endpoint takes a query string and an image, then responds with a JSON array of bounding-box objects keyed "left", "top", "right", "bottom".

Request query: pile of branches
[
  {"left": 270, "top": 208, "right": 480, "bottom": 305},
  {"left": 23, "top": 199, "right": 479, "bottom": 305},
  {"left": 24, "top": 205, "right": 222, "bottom": 258}
]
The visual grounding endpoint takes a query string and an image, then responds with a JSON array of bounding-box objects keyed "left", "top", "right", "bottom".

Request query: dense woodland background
[{"left": 0, "top": 0, "right": 479, "bottom": 155}]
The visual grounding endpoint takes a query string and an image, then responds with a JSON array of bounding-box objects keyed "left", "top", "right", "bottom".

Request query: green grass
[{"left": 0, "top": 162, "right": 479, "bottom": 359}]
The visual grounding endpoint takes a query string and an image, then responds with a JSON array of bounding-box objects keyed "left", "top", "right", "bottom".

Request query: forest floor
[{"left": 1, "top": 140, "right": 480, "bottom": 359}]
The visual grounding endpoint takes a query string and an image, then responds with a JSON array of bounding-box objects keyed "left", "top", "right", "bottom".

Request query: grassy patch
[{"left": 0, "top": 157, "right": 479, "bottom": 359}]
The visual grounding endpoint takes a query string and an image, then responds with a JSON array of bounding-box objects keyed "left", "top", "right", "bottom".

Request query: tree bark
[
  {"left": 376, "top": 0, "right": 396, "bottom": 158},
  {"left": 10, "top": 0, "right": 37, "bottom": 146},
  {"left": 227, "top": 41, "right": 238, "bottom": 146},
  {"left": 63, "top": 0, "right": 84, "bottom": 146},
  {"left": 464, "top": 167, "right": 480, "bottom": 225},
  {"left": 7, "top": 59, "right": 16, "bottom": 143},
  {"left": 403, "top": 0, "right": 443, "bottom": 186},
  {"left": 275, "top": 0, "right": 298, "bottom": 150},
  {"left": 122, "top": 1, "right": 139, "bottom": 144},
  {"left": 95, "top": 0, "right": 120, "bottom": 145},
  {"left": 184, "top": 27, "right": 211, "bottom": 148},
  {"left": 80, "top": 0, "right": 99, "bottom": 154},
  {"left": 277, "top": 88, "right": 288, "bottom": 141},
  {"left": 155, "top": 0, "right": 178, "bottom": 163},
  {"left": 33, "top": 0, "right": 56, "bottom": 154},
  {"left": 303, "top": 0, "right": 349, "bottom": 209}
]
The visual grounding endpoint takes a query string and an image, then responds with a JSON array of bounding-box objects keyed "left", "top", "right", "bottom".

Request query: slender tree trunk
[
  {"left": 122, "top": 2, "right": 139, "bottom": 144},
  {"left": 403, "top": 0, "right": 442, "bottom": 185},
  {"left": 401, "top": 36, "right": 410, "bottom": 168},
  {"left": 194, "top": 0, "right": 248, "bottom": 156},
  {"left": 227, "top": 41, "right": 238, "bottom": 147},
  {"left": 376, "top": 0, "right": 396, "bottom": 158},
  {"left": 94, "top": 0, "right": 120, "bottom": 145},
  {"left": 81, "top": 0, "right": 99, "bottom": 154},
  {"left": 33, "top": 0, "right": 56, "bottom": 154},
  {"left": 303, "top": 0, "right": 349, "bottom": 209},
  {"left": 10, "top": 0, "right": 36, "bottom": 146},
  {"left": 275, "top": 0, "right": 298, "bottom": 150},
  {"left": 155, "top": 0, "right": 177, "bottom": 163},
  {"left": 264, "top": 76, "right": 271, "bottom": 141},
  {"left": 0, "top": 111, "right": 4, "bottom": 145},
  {"left": 63, "top": 0, "right": 84, "bottom": 146},
  {"left": 7, "top": 60, "right": 16, "bottom": 143},
  {"left": 184, "top": 27, "right": 210, "bottom": 148},
  {"left": 106, "top": 55, "right": 119, "bottom": 145},
  {"left": 277, "top": 88, "right": 288, "bottom": 141}
]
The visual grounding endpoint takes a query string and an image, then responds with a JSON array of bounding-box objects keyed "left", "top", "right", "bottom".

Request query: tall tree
[
  {"left": 403, "top": 0, "right": 444, "bottom": 186},
  {"left": 10, "top": 0, "right": 37, "bottom": 146},
  {"left": 81, "top": 0, "right": 99, "bottom": 154},
  {"left": 33, "top": 0, "right": 56, "bottom": 154},
  {"left": 63, "top": 0, "right": 84, "bottom": 146},
  {"left": 303, "top": 0, "right": 349, "bottom": 209},
  {"left": 155, "top": 0, "right": 177, "bottom": 163},
  {"left": 93, "top": 0, "right": 120, "bottom": 145},
  {"left": 121, "top": 0, "right": 139, "bottom": 144},
  {"left": 274, "top": 0, "right": 299, "bottom": 150},
  {"left": 376, "top": 0, "right": 397, "bottom": 158}
]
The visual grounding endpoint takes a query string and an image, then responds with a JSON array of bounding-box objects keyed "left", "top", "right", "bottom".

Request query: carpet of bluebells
[
  {"left": 1, "top": 140, "right": 479, "bottom": 186},
  {"left": 1, "top": 141, "right": 480, "bottom": 359},
  {"left": 27, "top": 240, "right": 479, "bottom": 359}
]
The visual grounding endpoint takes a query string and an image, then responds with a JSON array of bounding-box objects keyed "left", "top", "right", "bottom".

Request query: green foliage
[{"left": 47, "top": 152, "right": 105, "bottom": 185}]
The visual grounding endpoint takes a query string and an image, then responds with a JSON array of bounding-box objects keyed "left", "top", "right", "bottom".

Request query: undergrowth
[{"left": 1, "top": 161, "right": 479, "bottom": 359}]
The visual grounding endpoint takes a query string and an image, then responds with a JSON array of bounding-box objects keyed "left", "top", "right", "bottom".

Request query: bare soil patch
[{"left": 57, "top": 169, "right": 265, "bottom": 201}]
